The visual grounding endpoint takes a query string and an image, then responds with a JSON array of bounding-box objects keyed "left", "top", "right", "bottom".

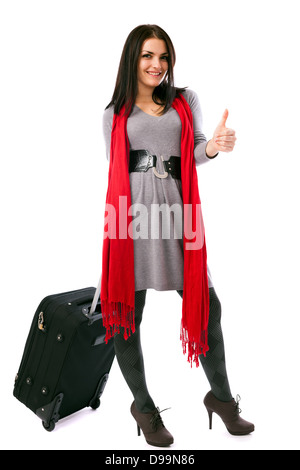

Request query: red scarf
[{"left": 101, "top": 93, "right": 210, "bottom": 366}]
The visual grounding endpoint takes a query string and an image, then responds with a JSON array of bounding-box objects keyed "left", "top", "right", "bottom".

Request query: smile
[{"left": 147, "top": 71, "right": 162, "bottom": 76}]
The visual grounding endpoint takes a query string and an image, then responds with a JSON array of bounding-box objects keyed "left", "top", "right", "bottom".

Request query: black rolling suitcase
[{"left": 13, "top": 281, "right": 115, "bottom": 432}]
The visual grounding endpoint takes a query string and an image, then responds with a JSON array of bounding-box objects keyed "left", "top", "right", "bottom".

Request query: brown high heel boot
[
  {"left": 204, "top": 391, "right": 255, "bottom": 436},
  {"left": 130, "top": 401, "right": 174, "bottom": 447}
]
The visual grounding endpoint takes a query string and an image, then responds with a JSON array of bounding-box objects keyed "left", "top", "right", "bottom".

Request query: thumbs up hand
[{"left": 213, "top": 109, "right": 236, "bottom": 152}]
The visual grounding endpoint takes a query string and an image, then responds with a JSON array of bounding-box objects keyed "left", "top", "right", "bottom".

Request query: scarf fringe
[
  {"left": 180, "top": 322, "right": 209, "bottom": 368},
  {"left": 101, "top": 300, "right": 135, "bottom": 342}
]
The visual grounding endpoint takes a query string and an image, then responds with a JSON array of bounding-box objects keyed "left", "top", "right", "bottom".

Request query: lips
[{"left": 147, "top": 71, "right": 162, "bottom": 76}]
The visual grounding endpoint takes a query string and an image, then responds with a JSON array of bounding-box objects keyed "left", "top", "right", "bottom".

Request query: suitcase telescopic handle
[{"left": 90, "top": 275, "right": 101, "bottom": 315}]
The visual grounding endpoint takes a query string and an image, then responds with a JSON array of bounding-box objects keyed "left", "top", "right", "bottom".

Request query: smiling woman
[
  {"left": 106, "top": 24, "right": 187, "bottom": 116},
  {"left": 101, "top": 23, "right": 252, "bottom": 448}
]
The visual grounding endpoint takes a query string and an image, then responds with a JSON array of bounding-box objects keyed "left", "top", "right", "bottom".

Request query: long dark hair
[{"left": 105, "top": 24, "right": 187, "bottom": 116}]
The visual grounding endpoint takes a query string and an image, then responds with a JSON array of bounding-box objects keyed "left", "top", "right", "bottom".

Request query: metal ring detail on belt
[{"left": 152, "top": 155, "right": 168, "bottom": 179}]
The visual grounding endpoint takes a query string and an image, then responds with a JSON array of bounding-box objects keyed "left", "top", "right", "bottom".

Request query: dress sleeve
[
  {"left": 183, "top": 89, "right": 218, "bottom": 166},
  {"left": 102, "top": 106, "right": 114, "bottom": 162}
]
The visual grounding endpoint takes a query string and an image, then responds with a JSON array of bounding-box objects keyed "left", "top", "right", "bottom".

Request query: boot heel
[
  {"left": 207, "top": 408, "right": 213, "bottom": 430},
  {"left": 137, "top": 424, "right": 141, "bottom": 436}
]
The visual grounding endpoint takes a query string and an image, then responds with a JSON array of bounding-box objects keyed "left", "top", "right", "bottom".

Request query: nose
[{"left": 151, "top": 57, "right": 162, "bottom": 69}]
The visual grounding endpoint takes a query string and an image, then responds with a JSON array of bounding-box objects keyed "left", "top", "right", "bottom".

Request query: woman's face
[{"left": 137, "top": 38, "right": 169, "bottom": 94}]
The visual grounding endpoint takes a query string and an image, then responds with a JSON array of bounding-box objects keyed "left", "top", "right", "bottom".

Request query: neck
[{"left": 136, "top": 83, "right": 156, "bottom": 103}]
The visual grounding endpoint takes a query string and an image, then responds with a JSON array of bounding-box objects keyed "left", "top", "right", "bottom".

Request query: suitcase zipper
[{"left": 38, "top": 311, "right": 46, "bottom": 332}]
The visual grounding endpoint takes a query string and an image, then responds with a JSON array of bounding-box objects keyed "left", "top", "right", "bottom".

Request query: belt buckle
[{"left": 153, "top": 155, "right": 168, "bottom": 179}]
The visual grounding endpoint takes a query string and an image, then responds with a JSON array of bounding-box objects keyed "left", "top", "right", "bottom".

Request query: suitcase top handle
[{"left": 90, "top": 275, "right": 101, "bottom": 315}]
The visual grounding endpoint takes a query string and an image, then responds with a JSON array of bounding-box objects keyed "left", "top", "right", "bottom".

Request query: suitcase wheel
[
  {"left": 36, "top": 393, "right": 64, "bottom": 432},
  {"left": 90, "top": 398, "right": 101, "bottom": 410},
  {"left": 89, "top": 373, "right": 109, "bottom": 410},
  {"left": 42, "top": 420, "right": 56, "bottom": 432}
]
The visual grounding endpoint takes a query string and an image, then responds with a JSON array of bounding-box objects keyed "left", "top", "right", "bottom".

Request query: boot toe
[
  {"left": 146, "top": 428, "right": 174, "bottom": 447},
  {"left": 227, "top": 417, "right": 255, "bottom": 436}
]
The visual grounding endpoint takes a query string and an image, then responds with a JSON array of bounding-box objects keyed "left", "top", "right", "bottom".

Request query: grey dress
[{"left": 102, "top": 88, "right": 216, "bottom": 291}]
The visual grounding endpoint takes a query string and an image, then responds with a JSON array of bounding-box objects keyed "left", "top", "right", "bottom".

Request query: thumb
[{"left": 219, "top": 109, "right": 229, "bottom": 127}]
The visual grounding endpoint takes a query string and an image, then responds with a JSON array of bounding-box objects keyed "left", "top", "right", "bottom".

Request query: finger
[
  {"left": 216, "top": 128, "right": 236, "bottom": 137},
  {"left": 215, "top": 136, "right": 237, "bottom": 144},
  {"left": 215, "top": 140, "right": 236, "bottom": 151},
  {"left": 218, "top": 144, "right": 234, "bottom": 152},
  {"left": 219, "top": 108, "right": 229, "bottom": 127}
]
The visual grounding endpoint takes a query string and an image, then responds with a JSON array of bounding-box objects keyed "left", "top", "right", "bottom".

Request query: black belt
[{"left": 129, "top": 149, "right": 181, "bottom": 180}]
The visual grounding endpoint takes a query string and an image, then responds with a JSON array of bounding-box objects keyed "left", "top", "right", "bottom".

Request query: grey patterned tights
[{"left": 113, "top": 287, "right": 233, "bottom": 413}]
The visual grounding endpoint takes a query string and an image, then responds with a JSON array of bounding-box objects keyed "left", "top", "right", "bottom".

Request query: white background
[{"left": 1, "top": 0, "right": 299, "bottom": 451}]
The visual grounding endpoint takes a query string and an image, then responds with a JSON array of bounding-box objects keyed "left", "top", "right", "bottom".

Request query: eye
[{"left": 141, "top": 54, "right": 169, "bottom": 60}]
